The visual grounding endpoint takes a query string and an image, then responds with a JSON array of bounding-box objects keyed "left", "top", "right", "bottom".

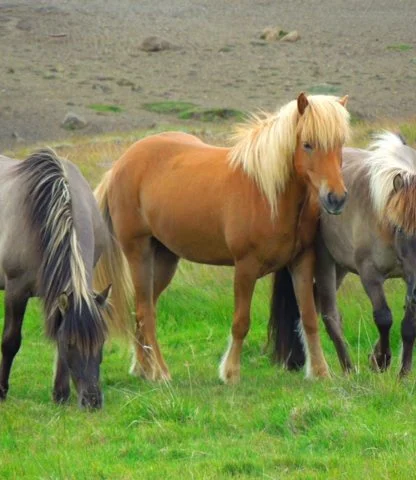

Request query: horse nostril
[{"left": 327, "top": 192, "right": 347, "bottom": 210}]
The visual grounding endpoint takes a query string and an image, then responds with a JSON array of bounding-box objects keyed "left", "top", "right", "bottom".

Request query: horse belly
[{"left": 146, "top": 201, "right": 233, "bottom": 265}]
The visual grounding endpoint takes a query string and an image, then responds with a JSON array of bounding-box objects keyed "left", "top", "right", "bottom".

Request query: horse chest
[{"left": 254, "top": 196, "right": 319, "bottom": 275}]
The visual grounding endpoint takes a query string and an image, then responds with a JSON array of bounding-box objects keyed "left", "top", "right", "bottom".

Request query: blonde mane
[
  {"left": 228, "top": 95, "right": 350, "bottom": 216},
  {"left": 368, "top": 131, "right": 416, "bottom": 233}
]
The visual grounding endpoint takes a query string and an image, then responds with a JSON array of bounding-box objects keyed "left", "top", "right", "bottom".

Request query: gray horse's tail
[
  {"left": 267, "top": 268, "right": 306, "bottom": 370},
  {"left": 94, "top": 170, "right": 134, "bottom": 336}
]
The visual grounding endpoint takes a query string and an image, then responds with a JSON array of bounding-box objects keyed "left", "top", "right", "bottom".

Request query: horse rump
[{"left": 267, "top": 267, "right": 305, "bottom": 370}]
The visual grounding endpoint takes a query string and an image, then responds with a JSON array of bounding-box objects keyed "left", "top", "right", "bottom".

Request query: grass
[
  {"left": 1, "top": 266, "right": 416, "bottom": 479},
  {"left": 387, "top": 44, "right": 413, "bottom": 52},
  {"left": 1, "top": 119, "right": 416, "bottom": 479}
]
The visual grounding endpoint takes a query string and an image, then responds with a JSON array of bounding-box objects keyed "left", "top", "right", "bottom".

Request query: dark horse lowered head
[
  {"left": 268, "top": 132, "right": 416, "bottom": 377},
  {"left": 0, "top": 150, "right": 111, "bottom": 408}
]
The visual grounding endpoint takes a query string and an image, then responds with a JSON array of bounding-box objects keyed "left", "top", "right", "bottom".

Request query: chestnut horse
[{"left": 94, "top": 93, "right": 350, "bottom": 383}]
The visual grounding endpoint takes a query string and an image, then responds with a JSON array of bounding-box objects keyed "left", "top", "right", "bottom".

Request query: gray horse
[
  {"left": 268, "top": 132, "right": 416, "bottom": 376},
  {"left": 0, "top": 149, "right": 111, "bottom": 408}
]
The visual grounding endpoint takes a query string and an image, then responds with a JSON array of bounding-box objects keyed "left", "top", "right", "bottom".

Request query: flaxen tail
[
  {"left": 267, "top": 268, "right": 306, "bottom": 370},
  {"left": 94, "top": 170, "right": 134, "bottom": 336}
]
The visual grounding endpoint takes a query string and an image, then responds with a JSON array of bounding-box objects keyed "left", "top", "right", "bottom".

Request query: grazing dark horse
[
  {"left": 268, "top": 132, "right": 416, "bottom": 376},
  {"left": 94, "top": 93, "right": 350, "bottom": 383},
  {"left": 0, "top": 149, "right": 111, "bottom": 408}
]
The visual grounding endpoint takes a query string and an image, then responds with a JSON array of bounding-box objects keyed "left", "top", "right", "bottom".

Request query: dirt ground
[{"left": 1, "top": 0, "right": 415, "bottom": 151}]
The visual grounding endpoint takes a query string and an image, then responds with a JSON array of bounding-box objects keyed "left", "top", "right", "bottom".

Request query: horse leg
[
  {"left": 153, "top": 241, "right": 179, "bottom": 305},
  {"left": 219, "top": 258, "right": 258, "bottom": 384},
  {"left": 357, "top": 258, "right": 391, "bottom": 371},
  {"left": 53, "top": 353, "right": 70, "bottom": 404},
  {"left": 126, "top": 237, "right": 171, "bottom": 381},
  {"left": 0, "top": 282, "right": 28, "bottom": 400},
  {"left": 290, "top": 248, "right": 329, "bottom": 378},
  {"left": 399, "top": 304, "right": 416, "bottom": 376},
  {"left": 315, "top": 238, "right": 352, "bottom": 372}
]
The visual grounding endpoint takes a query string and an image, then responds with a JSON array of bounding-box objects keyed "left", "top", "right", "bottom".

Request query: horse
[
  {"left": 268, "top": 132, "right": 416, "bottom": 377},
  {"left": 94, "top": 93, "right": 350, "bottom": 384},
  {"left": 0, "top": 149, "right": 111, "bottom": 408}
]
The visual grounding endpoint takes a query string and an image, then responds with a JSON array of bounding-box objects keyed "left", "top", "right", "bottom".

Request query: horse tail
[
  {"left": 94, "top": 170, "right": 134, "bottom": 336},
  {"left": 17, "top": 148, "right": 106, "bottom": 354},
  {"left": 267, "top": 267, "right": 306, "bottom": 370}
]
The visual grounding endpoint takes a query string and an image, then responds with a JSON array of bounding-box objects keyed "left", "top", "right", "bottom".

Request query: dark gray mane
[{"left": 15, "top": 149, "right": 106, "bottom": 353}]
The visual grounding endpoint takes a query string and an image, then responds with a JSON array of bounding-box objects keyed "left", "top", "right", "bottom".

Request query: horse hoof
[
  {"left": 53, "top": 389, "right": 70, "bottom": 404},
  {"left": 369, "top": 353, "right": 391, "bottom": 372},
  {"left": 219, "top": 365, "right": 241, "bottom": 385},
  {"left": 343, "top": 365, "right": 356, "bottom": 375},
  {"left": 129, "top": 361, "right": 171, "bottom": 382},
  {"left": 308, "top": 363, "right": 330, "bottom": 379},
  {"left": 0, "top": 386, "right": 7, "bottom": 401}
]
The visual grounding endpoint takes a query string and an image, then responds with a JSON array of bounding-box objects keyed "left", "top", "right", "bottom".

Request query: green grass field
[{"left": 2, "top": 120, "right": 416, "bottom": 479}]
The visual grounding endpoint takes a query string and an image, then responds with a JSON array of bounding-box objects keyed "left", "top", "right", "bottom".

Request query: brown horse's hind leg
[
  {"left": 219, "top": 258, "right": 258, "bottom": 384},
  {"left": 124, "top": 236, "right": 171, "bottom": 381},
  {"left": 290, "top": 248, "right": 329, "bottom": 378},
  {"left": 153, "top": 240, "right": 179, "bottom": 305}
]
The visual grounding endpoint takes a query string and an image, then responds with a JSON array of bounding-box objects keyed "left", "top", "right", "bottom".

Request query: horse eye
[{"left": 303, "top": 142, "right": 313, "bottom": 152}]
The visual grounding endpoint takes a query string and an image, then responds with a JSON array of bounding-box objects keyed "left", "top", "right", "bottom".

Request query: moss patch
[{"left": 88, "top": 103, "right": 124, "bottom": 113}]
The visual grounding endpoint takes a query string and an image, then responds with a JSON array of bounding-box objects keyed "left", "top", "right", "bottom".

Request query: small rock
[
  {"left": 260, "top": 27, "right": 279, "bottom": 42},
  {"left": 280, "top": 30, "right": 300, "bottom": 42},
  {"left": 7, "top": 67, "right": 14, "bottom": 74},
  {"left": 260, "top": 27, "right": 287, "bottom": 42},
  {"left": 61, "top": 112, "right": 87, "bottom": 130},
  {"left": 140, "top": 36, "right": 174, "bottom": 52}
]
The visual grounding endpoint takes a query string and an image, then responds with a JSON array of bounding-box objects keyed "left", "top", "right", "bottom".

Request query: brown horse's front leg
[
  {"left": 290, "top": 248, "right": 329, "bottom": 378},
  {"left": 219, "top": 258, "right": 258, "bottom": 384}
]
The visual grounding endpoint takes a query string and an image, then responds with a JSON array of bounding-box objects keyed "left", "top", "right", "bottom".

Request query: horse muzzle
[{"left": 320, "top": 191, "right": 348, "bottom": 215}]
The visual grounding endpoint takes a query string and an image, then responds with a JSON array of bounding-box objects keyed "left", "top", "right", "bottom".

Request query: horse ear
[
  {"left": 58, "top": 293, "right": 69, "bottom": 315},
  {"left": 94, "top": 284, "right": 112, "bottom": 307},
  {"left": 338, "top": 95, "right": 349, "bottom": 108},
  {"left": 297, "top": 92, "right": 309, "bottom": 116},
  {"left": 393, "top": 173, "right": 404, "bottom": 192}
]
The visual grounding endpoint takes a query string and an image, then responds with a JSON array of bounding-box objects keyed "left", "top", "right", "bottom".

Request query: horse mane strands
[
  {"left": 16, "top": 149, "right": 103, "bottom": 352},
  {"left": 368, "top": 132, "right": 416, "bottom": 234},
  {"left": 228, "top": 95, "right": 350, "bottom": 217}
]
